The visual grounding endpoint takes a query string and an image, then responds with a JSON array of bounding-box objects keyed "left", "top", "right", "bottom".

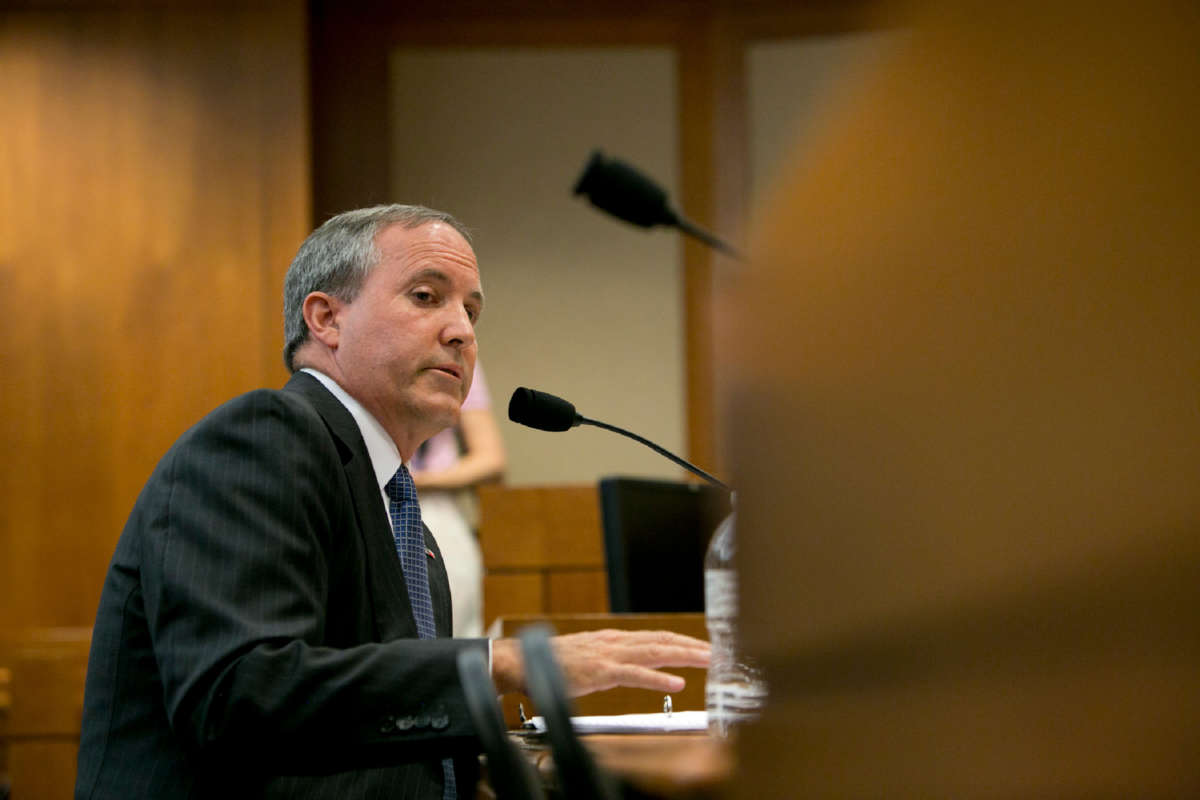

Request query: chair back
[{"left": 599, "top": 477, "right": 730, "bottom": 613}]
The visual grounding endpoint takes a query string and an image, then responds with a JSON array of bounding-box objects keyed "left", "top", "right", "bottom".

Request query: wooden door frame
[{"left": 308, "top": 0, "right": 875, "bottom": 474}]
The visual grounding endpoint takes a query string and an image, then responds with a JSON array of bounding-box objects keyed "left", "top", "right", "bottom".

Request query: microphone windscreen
[
  {"left": 573, "top": 150, "right": 678, "bottom": 229},
  {"left": 508, "top": 388, "right": 579, "bottom": 432}
]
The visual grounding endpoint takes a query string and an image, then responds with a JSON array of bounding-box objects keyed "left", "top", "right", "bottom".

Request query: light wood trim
[{"left": 678, "top": 13, "right": 748, "bottom": 477}]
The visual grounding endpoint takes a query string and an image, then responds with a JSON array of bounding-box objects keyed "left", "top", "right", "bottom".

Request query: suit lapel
[
  {"left": 423, "top": 524, "right": 454, "bottom": 638},
  {"left": 283, "top": 372, "right": 418, "bottom": 642}
]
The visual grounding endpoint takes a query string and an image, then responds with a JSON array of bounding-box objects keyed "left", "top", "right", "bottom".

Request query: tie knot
[{"left": 385, "top": 464, "right": 418, "bottom": 505}]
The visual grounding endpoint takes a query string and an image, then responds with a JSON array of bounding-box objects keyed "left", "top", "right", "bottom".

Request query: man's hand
[{"left": 490, "top": 629, "right": 710, "bottom": 697}]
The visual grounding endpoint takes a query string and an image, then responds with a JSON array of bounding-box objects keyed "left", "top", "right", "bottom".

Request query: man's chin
[{"left": 414, "top": 395, "right": 463, "bottom": 429}]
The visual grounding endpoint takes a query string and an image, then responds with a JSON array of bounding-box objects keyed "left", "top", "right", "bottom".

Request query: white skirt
[{"left": 419, "top": 490, "right": 484, "bottom": 638}]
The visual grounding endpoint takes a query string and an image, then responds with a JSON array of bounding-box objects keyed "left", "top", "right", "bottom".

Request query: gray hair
[{"left": 282, "top": 204, "right": 472, "bottom": 372}]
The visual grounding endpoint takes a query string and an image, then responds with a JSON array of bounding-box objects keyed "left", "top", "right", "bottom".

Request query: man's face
[{"left": 330, "top": 221, "right": 483, "bottom": 454}]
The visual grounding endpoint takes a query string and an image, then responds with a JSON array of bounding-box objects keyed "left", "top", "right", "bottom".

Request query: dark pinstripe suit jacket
[{"left": 76, "top": 371, "right": 484, "bottom": 799}]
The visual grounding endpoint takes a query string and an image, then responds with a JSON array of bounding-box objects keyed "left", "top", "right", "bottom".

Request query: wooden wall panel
[
  {"left": 546, "top": 569, "right": 609, "bottom": 615},
  {"left": 7, "top": 741, "right": 78, "bottom": 800},
  {"left": 478, "top": 486, "right": 610, "bottom": 629},
  {"left": 678, "top": 12, "right": 743, "bottom": 478},
  {"left": 479, "top": 485, "right": 605, "bottom": 569},
  {"left": 483, "top": 572, "right": 546, "bottom": 627},
  {"left": 0, "top": 629, "right": 91, "bottom": 800},
  {"left": 0, "top": 5, "right": 309, "bottom": 632}
]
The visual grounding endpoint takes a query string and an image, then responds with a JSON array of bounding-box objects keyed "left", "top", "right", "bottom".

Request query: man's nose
[{"left": 441, "top": 305, "right": 476, "bottom": 349}]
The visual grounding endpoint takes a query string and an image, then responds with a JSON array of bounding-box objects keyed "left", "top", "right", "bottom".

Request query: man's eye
[{"left": 412, "top": 290, "right": 436, "bottom": 303}]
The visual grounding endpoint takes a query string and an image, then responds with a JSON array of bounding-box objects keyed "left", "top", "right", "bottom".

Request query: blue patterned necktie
[{"left": 384, "top": 464, "right": 457, "bottom": 800}]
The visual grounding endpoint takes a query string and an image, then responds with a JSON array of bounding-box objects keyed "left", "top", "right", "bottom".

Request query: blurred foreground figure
[{"left": 729, "top": 2, "right": 1200, "bottom": 797}]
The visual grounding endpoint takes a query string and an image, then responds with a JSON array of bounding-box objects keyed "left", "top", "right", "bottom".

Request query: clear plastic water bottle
[{"left": 704, "top": 507, "right": 767, "bottom": 738}]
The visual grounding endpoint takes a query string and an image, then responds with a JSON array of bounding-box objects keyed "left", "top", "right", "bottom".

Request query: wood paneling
[
  {"left": 483, "top": 572, "right": 546, "bottom": 625},
  {"left": 7, "top": 742, "right": 78, "bottom": 800},
  {"left": 478, "top": 485, "right": 610, "bottom": 629},
  {"left": 0, "top": 629, "right": 91, "bottom": 800},
  {"left": 0, "top": 4, "right": 309, "bottom": 632},
  {"left": 479, "top": 485, "right": 605, "bottom": 570},
  {"left": 547, "top": 569, "right": 609, "bottom": 615}
]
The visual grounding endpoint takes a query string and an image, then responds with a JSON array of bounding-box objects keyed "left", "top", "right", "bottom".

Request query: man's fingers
[
  {"left": 623, "top": 642, "right": 711, "bottom": 669},
  {"left": 564, "top": 662, "right": 690, "bottom": 697},
  {"left": 599, "top": 664, "right": 688, "bottom": 694},
  {"left": 555, "top": 630, "right": 710, "bottom": 660},
  {"left": 545, "top": 628, "right": 711, "bottom": 697}
]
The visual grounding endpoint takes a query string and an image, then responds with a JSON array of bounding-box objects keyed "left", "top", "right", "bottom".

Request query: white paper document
[{"left": 529, "top": 710, "right": 707, "bottom": 734}]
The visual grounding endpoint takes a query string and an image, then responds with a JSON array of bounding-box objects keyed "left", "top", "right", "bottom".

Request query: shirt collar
[{"left": 301, "top": 368, "right": 402, "bottom": 490}]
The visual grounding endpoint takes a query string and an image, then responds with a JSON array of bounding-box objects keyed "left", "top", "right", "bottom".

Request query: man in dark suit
[{"left": 76, "top": 205, "right": 710, "bottom": 799}]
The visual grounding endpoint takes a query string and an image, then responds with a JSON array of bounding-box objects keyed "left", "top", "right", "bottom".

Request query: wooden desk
[
  {"left": 491, "top": 613, "right": 724, "bottom": 797},
  {"left": 521, "top": 731, "right": 732, "bottom": 800}
]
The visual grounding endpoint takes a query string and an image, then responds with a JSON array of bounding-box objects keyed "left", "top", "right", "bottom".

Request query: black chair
[
  {"left": 518, "top": 625, "right": 620, "bottom": 800},
  {"left": 455, "top": 647, "right": 544, "bottom": 800},
  {"left": 599, "top": 477, "right": 731, "bottom": 613}
]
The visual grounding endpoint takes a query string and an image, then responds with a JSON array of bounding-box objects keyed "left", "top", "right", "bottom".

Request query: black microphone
[
  {"left": 572, "top": 150, "right": 745, "bottom": 260},
  {"left": 508, "top": 387, "right": 581, "bottom": 432},
  {"left": 572, "top": 150, "right": 678, "bottom": 229},
  {"left": 508, "top": 387, "right": 730, "bottom": 491}
]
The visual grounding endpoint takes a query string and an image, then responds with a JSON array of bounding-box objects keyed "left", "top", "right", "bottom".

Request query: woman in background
[{"left": 410, "top": 362, "right": 506, "bottom": 637}]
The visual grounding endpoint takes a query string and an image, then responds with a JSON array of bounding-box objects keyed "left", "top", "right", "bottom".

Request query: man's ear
[{"left": 302, "top": 291, "right": 342, "bottom": 349}]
